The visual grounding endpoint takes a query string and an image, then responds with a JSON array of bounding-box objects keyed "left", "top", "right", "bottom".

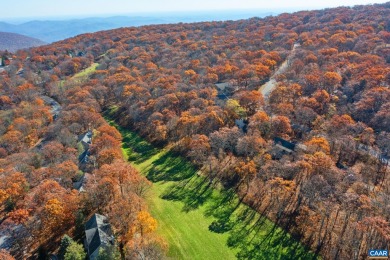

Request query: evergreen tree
[
  {"left": 64, "top": 242, "right": 86, "bottom": 260},
  {"left": 58, "top": 235, "right": 73, "bottom": 259}
]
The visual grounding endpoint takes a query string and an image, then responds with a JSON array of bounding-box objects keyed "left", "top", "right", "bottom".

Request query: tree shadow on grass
[
  {"left": 122, "top": 132, "right": 160, "bottom": 163},
  {"left": 105, "top": 116, "right": 161, "bottom": 163},
  {"left": 145, "top": 151, "right": 197, "bottom": 182},
  {"left": 233, "top": 225, "right": 318, "bottom": 260},
  {"left": 160, "top": 175, "right": 317, "bottom": 259},
  {"left": 204, "top": 188, "right": 239, "bottom": 233},
  {"left": 110, "top": 119, "right": 318, "bottom": 259},
  {"left": 220, "top": 208, "right": 318, "bottom": 260},
  {"left": 161, "top": 176, "right": 214, "bottom": 212},
  {"left": 134, "top": 148, "right": 214, "bottom": 212},
  {"left": 203, "top": 189, "right": 319, "bottom": 259}
]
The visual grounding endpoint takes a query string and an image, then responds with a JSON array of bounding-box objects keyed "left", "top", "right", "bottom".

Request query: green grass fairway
[
  {"left": 107, "top": 116, "right": 318, "bottom": 260},
  {"left": 147, "top": 181, "right": 237, "bottom": 260},
  {"left": 117, "top": 126, "right": 236, "bottom": 259}
]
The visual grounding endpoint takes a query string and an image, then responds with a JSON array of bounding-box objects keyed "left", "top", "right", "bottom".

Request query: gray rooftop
[{"left": 85, "top": 214, "right": 114, "bottom": 259}]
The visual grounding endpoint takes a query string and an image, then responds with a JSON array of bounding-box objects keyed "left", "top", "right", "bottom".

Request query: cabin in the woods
[
  {"left": 85, "top": 214, "right": 115, "bottom": 260},
  {"left": 215, "top": 82, "right": 236, "bottom": 99},
  {"left": 215, "top": 82, "right": 230, "bottom": 92},
  {"left": 78, "top": 150, "right": 90, "bottom": 164},
  {"left": 78, "top": 130, "right": 93, "bottom": 163},
  {"left": 274, "top": 137, "right": 296, "bottom": 152},
  {"left": 73, "top": 173, "right": 91, "bottom": 192},
  {"left": 79, "top": 130, "right": 92, "bottom": 148},
  {"left": 271, "top": 137, "right": 296, "bottom": 160}
]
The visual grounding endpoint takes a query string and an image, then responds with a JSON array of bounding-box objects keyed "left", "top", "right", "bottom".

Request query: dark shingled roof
[
  {"left": 274, "top": 137, "right": 296, "bottom": 151},
  {"left": 85, "top": 214, "right": 114, "bottom": 259},
  {"left": 79, "top": 130, "right": 93, "bottom": 145}
]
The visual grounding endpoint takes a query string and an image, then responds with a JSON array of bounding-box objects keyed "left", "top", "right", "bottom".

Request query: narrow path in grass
[{"left": 107, "top": 115, "right": 318, "bottom": 260}]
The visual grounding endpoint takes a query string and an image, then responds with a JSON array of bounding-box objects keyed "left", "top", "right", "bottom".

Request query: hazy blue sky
[{"left": 2, "top": 0, "right": 388, "bottom": 19}]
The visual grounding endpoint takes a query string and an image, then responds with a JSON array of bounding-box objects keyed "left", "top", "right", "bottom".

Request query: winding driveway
[{"left": 259, "top": 43, "right": 300, "bottom": 100}]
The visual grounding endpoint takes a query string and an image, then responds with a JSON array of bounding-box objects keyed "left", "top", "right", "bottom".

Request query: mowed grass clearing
[
  {"left": 118, "top": 126, "right": 236, "bottom": 259},
  {"left": 58, "top": 63, "right": 99, "bottom": 88},
  {"left": 72, "top": 62, "right": 99, "bottom": 79},
  {"left": 147, "top": 179, "right": 237, "bottom": 259},
  {"left": 107, "top": 116, "right": 318, "bottom": 260}
]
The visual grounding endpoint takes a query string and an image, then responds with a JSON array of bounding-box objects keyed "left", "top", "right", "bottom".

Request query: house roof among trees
[
  {"left": 215, "top": 82, "right": 230, "bottom": 91},
  {"left": 79, "top": 130, "right": 92, "bottom": 145},
  {"left": 274, "top": 137, "right": 296, "bottom": 152},
  {"left": 85, "top": 214, "right": 114, "bottom": 259}
]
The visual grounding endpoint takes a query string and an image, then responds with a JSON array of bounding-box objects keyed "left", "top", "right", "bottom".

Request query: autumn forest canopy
[{"left": 0, "top": 2, "right": 389, "bottom": 259}]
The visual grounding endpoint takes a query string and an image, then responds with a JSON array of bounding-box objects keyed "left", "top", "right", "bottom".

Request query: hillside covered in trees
[
  {"left": 0, "top": 2, "right": 389, "bottom": 259},
  {"left": 0, "top": 32, "right": 46, "bottom": 52}
]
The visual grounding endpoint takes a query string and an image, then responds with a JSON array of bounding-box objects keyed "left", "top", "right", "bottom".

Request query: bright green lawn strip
[
  {"left": 72, "top": 63, "right": 99, "bottom": 79},
  {"left": 148, "top": 181, "right": 237, "bottom": 260},
  {"left": 107, "top": 116, "right": 318, "bottom": 260},
  {"left": 57, "top": 63, "right": 98, "bottom": 88},
  {"left": 115, "top": 123, "right": 236, "bottom": 259}
]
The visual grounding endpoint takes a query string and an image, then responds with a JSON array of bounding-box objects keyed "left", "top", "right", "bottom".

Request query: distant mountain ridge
[
  {"left": 0, "top": 11, "right": 273, "bottom": 43},
  {"left": 0, "top": 16, "right": 167, "bottom": 43},
  {"left": 0, "top": 32, "right": 46, "bottom": 52}
]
